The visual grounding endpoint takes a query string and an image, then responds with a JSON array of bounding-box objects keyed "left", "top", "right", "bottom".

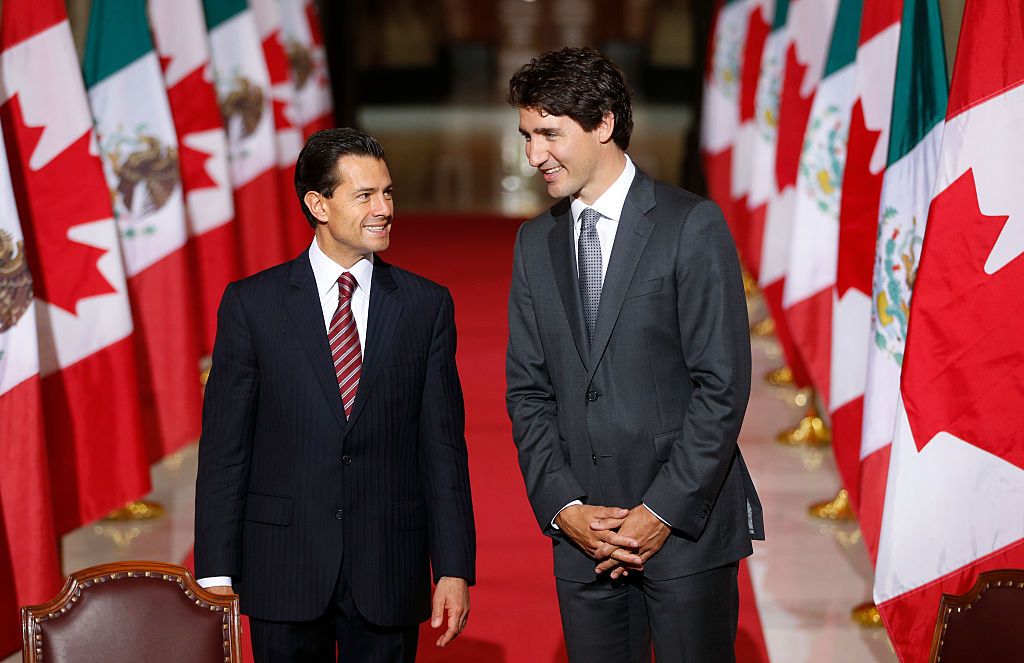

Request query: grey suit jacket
[{"left": 506, "top": 168, "right": 763, "bottom": 583}]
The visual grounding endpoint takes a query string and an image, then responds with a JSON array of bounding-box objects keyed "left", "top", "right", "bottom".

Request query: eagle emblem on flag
[
  {"left": 872, "top": 209, "right": 922, "bottom": 366},
  {"left": 0, "top": 230, "right": 33, "bottom": 332}
]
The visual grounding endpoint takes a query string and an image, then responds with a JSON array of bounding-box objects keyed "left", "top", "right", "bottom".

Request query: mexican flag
[
  {"left": 858, "top": 0, "right": 946, "bottom": 562},
  {"left": 279, "top": 0, "right": 334, "bottom": 137},
  {"left": 829, "top": 0, "right": 902, "bottom": 509},
  {"left": 780, "top": 0, "right": 860, "bottom": 408},
  {"left": 874, "top": 2, "right": 1024, "bottom": 660},
  {"left": 729, "top": 0, "right": 773, "bottom": 274},
  {"left": 756, "top": 0, "right": 840, "bottom": 389},
  {"left": 0, "top": 0, "right": 151, "bottom": 533},
  {"left": 203, "top": 0, "right": 288, "bottom": 275},
  {"left": 251, "top": 0, "right": 311, "bottom": 257},
  {"left": 149, "top": 0, "right": 240, "bottom": 356},
  {"left": 85, "top": 0, "right": 203, "bottom": 461},
  {"left": 701, "top": 0, "right": 750, "bottom": 241},
  {"left": 0, "top": 115, "right": 60, "bottom": 657},
  {"left": 746, "top": 0, "right": 788, "bottom": 284}
]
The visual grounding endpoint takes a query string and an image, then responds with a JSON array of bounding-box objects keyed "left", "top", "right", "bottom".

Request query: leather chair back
[{"left": 929, "top": 569, "right": 1024, "bottom": 662}]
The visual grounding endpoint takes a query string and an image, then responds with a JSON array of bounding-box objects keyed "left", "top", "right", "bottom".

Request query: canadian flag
[
  {"left": 729, "top": 0, "right": 772, "bottom": 275},
  {"left": 873, "top": 3, "right": 1024, "bottom": 661},
  {"left": 701, "top": 0, "right": 751, "bottom": 242},
  {"left": 203, "top": 0, "right": 288, "bottom": 275},
  {"left": 251, "top": 0, "right": 311, "bottom": 257},
  {"left": 149, "top": 0, "right": 240, "bottom": 355},
  {"left": 0, "top": 0, "right": 150, "bottom": 533},
  {"left": 84, "top": 0, "right": 203, "bottom": 461},
  {"left": 0, "top": 114, "right": 60, "bottom": 657},
  {"left": 279, "top": 0, "right": 334, "bottom": 138},
  {"left": 857, "top": 0, "right": 946, "bottom": 562}
]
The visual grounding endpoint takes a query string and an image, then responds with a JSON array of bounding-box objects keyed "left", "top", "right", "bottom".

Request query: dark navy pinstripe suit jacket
[{"left": 195, "top": 252, "right": 476, "bottom": 626}]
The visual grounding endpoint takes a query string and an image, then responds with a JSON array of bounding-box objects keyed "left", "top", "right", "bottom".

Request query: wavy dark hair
[
  {"left": 294, "top": 128, "right": 387, "bottom": 228},
  {"left": 506, "top": 47, "right": 634, "bottom": 151}
]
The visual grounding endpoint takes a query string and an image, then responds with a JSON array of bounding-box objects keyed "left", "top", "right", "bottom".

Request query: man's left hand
[
  {"left": 592, "top": 505, "right": 671, "bottom": 578},
  {"left": 431, "top": 576, "right": 470, "bottom": 647}
]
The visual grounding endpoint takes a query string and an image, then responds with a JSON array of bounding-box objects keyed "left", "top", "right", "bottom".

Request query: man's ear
[
  {"left": 304, "top": 191, "right": 328, "bottom": 224},
  {"left": 596, "top": 111, "right": 616, "bottom": 144}
]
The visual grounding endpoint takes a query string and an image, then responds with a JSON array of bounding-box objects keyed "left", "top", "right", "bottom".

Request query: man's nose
[
  {"left": 372, "top": 193, "right": 392, "bottom": 217},
  {"left": 526, "top": 140, "right": 546, "bottom": 168}
]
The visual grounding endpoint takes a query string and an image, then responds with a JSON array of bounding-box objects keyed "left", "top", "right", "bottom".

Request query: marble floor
[{"left": 7, "top": 105, "right": 898, "bottom": 663}]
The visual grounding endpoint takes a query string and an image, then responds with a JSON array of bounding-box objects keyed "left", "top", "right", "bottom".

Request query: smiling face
[
  {"left": 305, "top": 155, "right": 393, "bottom": 268},
  {"left": 518, "top": 106, "right": 623, "bottom": 204}
]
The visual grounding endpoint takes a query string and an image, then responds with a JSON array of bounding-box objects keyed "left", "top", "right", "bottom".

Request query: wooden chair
[
  {"left": 929, "top": 569, "right": 1024, "bottom": 662},
  {"left": 22, "top": 560, "right": 241, "bottom": 663}
]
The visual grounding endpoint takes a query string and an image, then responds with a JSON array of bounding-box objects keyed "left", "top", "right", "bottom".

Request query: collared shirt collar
[
  {"left": 570, "top": 154, "right": 636, "bottom": 224},
  {"left": 308, "top": 239, "right": 375, "bottom": 298}
]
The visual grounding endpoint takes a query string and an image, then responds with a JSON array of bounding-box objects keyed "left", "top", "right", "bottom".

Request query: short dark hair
[
  {"left": 506, "top": 47, "right": 633, "bottom": 151},
  {"left": 294, "top": 128, "right": 387, "bottom": 228}
]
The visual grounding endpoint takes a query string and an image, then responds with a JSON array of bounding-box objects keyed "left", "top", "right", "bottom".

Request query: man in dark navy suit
[{"left": 194, "top": 128, "right": 476, "bottom": 663}]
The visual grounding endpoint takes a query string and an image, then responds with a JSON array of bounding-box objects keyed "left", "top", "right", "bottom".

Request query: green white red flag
[
  {"left": 203, "top": 0, "right": 288, "bottom": 275},
  {"left": 84, "top": 0, "right": 203, "bottom": 461},
  {"left": 874, "top": 2, "right": 1024, "bottom": 660},
  {"left": 701, "top": 0, "right": 751, "bottom": 241},
  {"left": 0, "top": 114, "right": 60, "bottom": 658},
  {"left": 149, "top": 0, "right": 240, "bottom": 355},
  {"left": 858, "top": 0, "right": 947, "bottom": 563},
  {"left": 829, "top": 0, "right": 902, "bottom": 512},
  {"left": 0, "top": 0, "right": 151, "bottom": 533},
  {"left": 279, "top": 0, "right": 334, "bottom": 137},
  {"left": 757, "top": 0, "right": 840, "bottom": 389},
  {"left": 780, "top": 0, "right": 859, "bottom": 407}
]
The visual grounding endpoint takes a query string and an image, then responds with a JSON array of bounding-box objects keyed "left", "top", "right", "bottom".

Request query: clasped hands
[{"left": 554, "top": 504, "right": 671, "bottom": 579}]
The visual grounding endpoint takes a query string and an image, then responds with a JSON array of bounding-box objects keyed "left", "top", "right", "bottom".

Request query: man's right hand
[
  {"left": 204, "top": 585, "right": 234, "bottom": 597},
  {"left": 554, "top": 505, "right": 644, "bottom": 567}
]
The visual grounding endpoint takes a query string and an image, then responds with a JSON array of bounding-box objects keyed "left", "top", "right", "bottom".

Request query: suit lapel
[
  {"left": 548, "top": 199, "right": 589, "bottom": 368},
  {"left": 344, "top": 259, "right": 403, "bottom": 431},
  {"left": 587, "top": 171, "right": 656, "bottom": 383},
  {"left": 285, "top": 254, "right": 348, "bottom": 429}
]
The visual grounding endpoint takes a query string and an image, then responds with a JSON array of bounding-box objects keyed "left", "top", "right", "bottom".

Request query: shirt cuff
[
  {"left": 197, "top": 576, "right": 232, "bottom": 589},
  {"left": 643, "top": 503, "right": 671, "bottom": 528},
  {"left": 551, "top": 500, "right": 583, "bottom": 529}
]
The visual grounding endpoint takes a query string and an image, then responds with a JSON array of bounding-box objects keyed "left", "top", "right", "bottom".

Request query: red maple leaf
[
  {"left": 775, "top": 44, "right": 815, "bottom": 190},
  {"left": 738, "top": 3, "right": 771, "bottom": 123},
  {"left": 0, "top": 94, "right": 116, "bottom": 314},
  {"left": 836, "top": 99, "right": 884, "bottom": 297},
  {"left": 163, "top": 64, "right": 222, "bottom": 193},
  {"left": 902, "top": 168, "right": 1024, "bottom": 468}
]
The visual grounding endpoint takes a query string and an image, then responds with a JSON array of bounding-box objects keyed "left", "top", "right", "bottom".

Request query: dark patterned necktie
[
  {"left": 329, "top": 272, "right": 361, "bottom": 418},
  {"left": 578, "top": 207, "right": 603, "bottom": 342}
]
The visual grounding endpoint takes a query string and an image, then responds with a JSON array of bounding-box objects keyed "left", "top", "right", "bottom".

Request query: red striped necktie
[{"left": 329, "top": 272, "right": 361, "bottom": 418}]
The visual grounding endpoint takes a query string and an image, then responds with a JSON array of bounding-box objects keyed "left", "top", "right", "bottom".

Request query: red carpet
[{"left": 185, "top": 213, "right": 769, "bottom": 662}]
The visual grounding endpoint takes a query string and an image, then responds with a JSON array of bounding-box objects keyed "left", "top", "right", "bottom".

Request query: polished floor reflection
[{"left": 7, "top": 103, "right": 897, "bottom": 663}]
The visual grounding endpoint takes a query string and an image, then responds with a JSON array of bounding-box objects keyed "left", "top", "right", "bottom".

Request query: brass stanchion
[
  {"left": 751, "top": 316, "right": 775, "bottom": 337},
  {"left": 104, "top": 500, "right": 165, "bottom": 521},
  {"left": 743, "top": 270, "right": 758, "bottom": 299},
  {"left": 851, "top": 601, "right": 883, "bottom": 627},
  {"left": 776, "top": 404, "right": 831, "bottom": 446},
  {"left": 808, "top": 488, "right": 856, "bottom": 520},
  {"left": 764, "top": 365, "right": 794, "bottom": 387}
]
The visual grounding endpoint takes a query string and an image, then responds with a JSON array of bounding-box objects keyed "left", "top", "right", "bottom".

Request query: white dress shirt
[
  {"left": 198, "top": 242, "right": 375, "bottom": 590},
  {"left": 552, "top": 155, "right": 671, "bottom": 530}
]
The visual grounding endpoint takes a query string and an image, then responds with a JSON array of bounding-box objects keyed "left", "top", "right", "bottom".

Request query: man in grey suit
[{"left": 505, "top": 47, "right": 764, "bottom": 662}]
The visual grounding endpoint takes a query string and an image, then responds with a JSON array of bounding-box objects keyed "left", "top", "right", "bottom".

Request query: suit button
[
  {"left": 342, "top": 455, "right": 352, "bottom": 465},
  {"left": 586, "top": 391, "right": 600, "bottom": 402},
  {"left": 335, "top": 510, "right": 344, "bottom": 520}
]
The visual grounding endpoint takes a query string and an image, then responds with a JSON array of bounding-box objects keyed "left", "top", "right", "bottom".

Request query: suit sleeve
[
  {"left": 194, "top": 283, "right": 259, "bottom": 580},
  {"left": 419, "top": 289, "right": 477, "bottom": 585},
  {"left": 642, "top": 200, "right": 752, "bottom": 539},
  {"left": 506, "top": 223, "right": 586, "bottom": 534}
]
